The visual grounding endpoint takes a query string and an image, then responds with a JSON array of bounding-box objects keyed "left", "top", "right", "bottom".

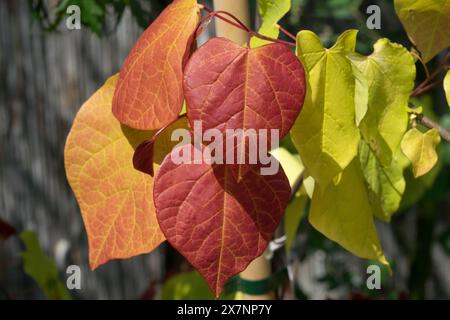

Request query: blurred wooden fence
[{"left": 0, "top": 0, "right": 167, "bottom": 299}]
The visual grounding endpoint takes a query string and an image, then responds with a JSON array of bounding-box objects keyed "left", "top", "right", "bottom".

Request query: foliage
[
  {"left": 28, "top": 0, "right": 171, "bottom": 34},
  {"left": 161, "top": 270, "right": 240, "bottom": 300},
  {"left": 63, "top": 0, "right": 450, "bottom": 297},
  {"left": 20, "top": 231, "right": 71, "bottom": 300}
]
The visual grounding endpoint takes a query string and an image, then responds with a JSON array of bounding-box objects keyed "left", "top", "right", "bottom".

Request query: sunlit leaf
[
  {"left": 154, "top": 144, "right": 290, "bottom": 297},
  {"left": 113, "top": 0, "right": 199, "bottom": 130},
  {"left": 348, "top": 39, "right": 415, "bottom": 166},
  {"left": 251, "top": 0, "right": 291, "bottom": 47},
  {"left": 444, "top": 70, "right": 450, "bottom": 107},
  {"left": 309, "top": 159, "right": 388, "bottom": 265},
  {"left": 184, "top": 37, "right": 306, "bottom": 179},
  {"left": 292, "top": 30, "right": 360, "bottom": 186},
  {"left": 20, "top": 231, "right": 71, "bottom": 300},
  {"left": 65, "top": 75, "right": 165, "bottom": 269},
  {"left": 271, "top": 147, "right": 304, "bottom": 187},
  {"left": 394, "top": 0, "right": 450, "bottom": 62},
  {"left": 401, "top": 128, "right": 441, "bottom": 178}
]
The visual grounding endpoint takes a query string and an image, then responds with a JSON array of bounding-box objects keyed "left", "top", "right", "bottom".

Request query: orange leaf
[
  {"left": 113, "top": 0, "right": 200, "bottom": 130},
  {"left": 65, "top": 75, "right": 165, "bottom": 269}
]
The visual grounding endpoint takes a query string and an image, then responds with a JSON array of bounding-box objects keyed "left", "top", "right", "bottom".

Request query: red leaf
[
  {"left": 133, "top": 139, "right": 155, "bottom": 177},
  {"left": 0, "top": 217, "right": 16, "bottom": 240},
  {"left": 183, "top": 38, "right": 306, "bottom": 178},
  {"left": 133, "top": 116, "right": 190, "bottom": 177},
  {"left": 113, "top": 0, "right": 199, "bottom": 130},
  {"left": 154, "top": 144, "right": 291, "bottom": 297}
]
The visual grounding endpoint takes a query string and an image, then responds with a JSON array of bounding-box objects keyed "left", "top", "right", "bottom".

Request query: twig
[
  {"left": 276, "top": 24, "right": 297, "bottom": 41},
  {"left": 412, "top": 51, "right": 450, "bottom": 96},
  {"left": 200, "top": 5, "right": 296, "bottom": 48},
  {"left": 411, "top": 112, "right": 450, "bottom": 143},
  {"left": 289, "top": 174, "right": 304, "bottom": 202}
]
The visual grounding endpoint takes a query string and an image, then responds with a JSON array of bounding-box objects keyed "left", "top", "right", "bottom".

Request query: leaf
[
  {"left": 161, "top": 270, "right": 239, "bottom": 300},
  {"left": 184, "top": 37, "right": 306, "bottom": 179},
  {"left": 359, "top": 142, "right": 406, "bottom": 222},
  {"left": 348, "top": 39, "right": 416, "bottom": 166},
  {"left": 284, "top": 187, "right": 308, "bottom": 253},
  {"left": 401, "top": 128, "right": 441, "bottom": 177},
  {"left": 64, "top": 75, "right": 165, "bottom": 269},
  {"left": 394, "top": 0, "right": 450, "bottom": 62},
  {"left": 251, "top": 0, "right": 291, "bottom": 47},
  {"left": 0, "top": 217, "right": 16, "bottom": 240},
  {"left": 445, "top": 70, "right": 450, "bottom": 107},
  {"left": 154, "top": 144, "right": 291, "bottom": 297},
  {"left": 292, "top": 30, "right": 360, "bottom": 186},
  {"left": 20, "top": 231, "right": 71, "bottom": 300},
  {"left": 113, "top": 0, "right": 199, "bottom": 130},
  {"left": 309, "top": 159, "right": 388, "bottom": 265},
  {"left": 271, "top": 147, "right": 304, "bottom": 187},
  {"left": 133, "top": 117, "right": 190, "bottom": 176}
]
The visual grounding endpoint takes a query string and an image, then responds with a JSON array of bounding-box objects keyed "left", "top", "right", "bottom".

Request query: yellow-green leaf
[
  {"left": 444, "top": 70, "right": 450, "bottom": 107},
  {"left": 284, "top": 187, "right": 308, "bottom": 253},
  {"left": 348, "top": 39, "right": 416, "bottom": 166},
  {"left": 359, "top": 142, "right": 407, "bottom": 222},
  {"left": 20, "top": 231, "right": 71, "bottom": 300},
  {"left": 394, "top": 0, "right": 450, "bottom": 62},
  {"left": 251, "top": 0, "right": 291, "bottom": 47},
  {"left": 292, "top": 30, "right": 360, "bottom": 186},
  {"left": 161, "top": 271, "right": 240, "bottom": 300},
  {"left": 401, "top": 128, "right": 441, "bottom": 177},
  {"left": 271, "top": 147, "right": 303, "bottom": 187},
  {"left": 309, "top": 159, "right": 388, "bottom": 265}
]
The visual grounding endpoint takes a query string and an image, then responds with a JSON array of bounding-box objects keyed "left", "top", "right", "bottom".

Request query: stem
[
  {"left": 412, "top": 51, "right": 450, "bottom": 96},
  {"left": 250, "top": 31, "right": 296, "bottom": 48},
  {"left": 276, "top": 24, "right": 297, "bottom": 41},
  {"left": 200, "top": 5, "right": 296, "bottom": 48},
  {"left": 412, "top": 113, "right": 450, "bottom": 143},
  {"left": 411, "top": 80, "right": 440, "bottom": 97},
  {"left": 214, "top": 10, "right": 250, "bottom": 32}
]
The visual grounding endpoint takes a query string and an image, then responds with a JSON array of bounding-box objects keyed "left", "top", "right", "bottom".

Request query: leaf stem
[
  {"left": 412, "top": 51, "right": 450, "bottom": 97},
  {"left": 199, "top": 5, "right": 296, "bottom": 48},
  {"left": 276, "top": 24, "right": 297, "bottom": 41},
  {"left": 411, "top": 112, "right": 450, "bottom": 143}
]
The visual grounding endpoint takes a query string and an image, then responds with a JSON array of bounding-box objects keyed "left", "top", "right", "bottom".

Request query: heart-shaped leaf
[
  {"left": 394, "top": 0, "right": 450, "bottom": 63},
  {"left": 183, "top": 37, "right": 306, "bottom": 178},
  {"left": 292, "top": 30, "right": 360, "bottom": 186},
  {"left": 113, "top": 0, "right": 199, "bottom": 130},
  {"left": 154, "top": 144, "right": 290, "bottom": 297},
  {"left": 348, "top": 38, "right": 415, "bottom": 166},
  {"left": 401, "top": 128, "right": 441, "bottom": 178},
  {"left": 65, "top": 75, "right": 164, "bottom": 269}
]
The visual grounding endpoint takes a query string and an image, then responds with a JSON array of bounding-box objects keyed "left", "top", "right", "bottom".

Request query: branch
[
  {"left": 199, "top": 5, "right": 296, "bottom": 48},
  {"left": 412, "top": 51, "right": 450, "bottom": 97},
  {"left": 412, "top": 112, "right": 450, "bottom": 143}
]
